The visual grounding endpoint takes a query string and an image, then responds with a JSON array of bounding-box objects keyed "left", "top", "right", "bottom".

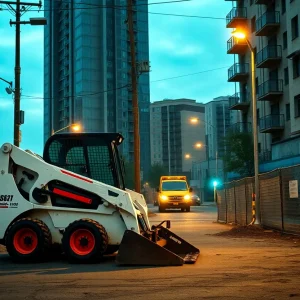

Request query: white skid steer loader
[{"left": 0, "top": 133, "right": 199, "bottom": 265}]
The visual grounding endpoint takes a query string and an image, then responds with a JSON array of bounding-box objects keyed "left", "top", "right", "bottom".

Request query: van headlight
[
  {"left": 184, "top": 195, "right": 191, "bottom": 201},
  {"left": 160, "top": 195, "right": 168, "bottom": 201}
]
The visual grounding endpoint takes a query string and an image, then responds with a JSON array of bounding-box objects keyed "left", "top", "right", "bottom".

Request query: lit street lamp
[
  {"left": 52, "top": 123, "right": 81, "bottom": 135},
  {"left": 185, "top": 153, "right": 191, "bottom": 159},
  {"left": 232, "top": 29, "right": 260, "bottom": 224}
]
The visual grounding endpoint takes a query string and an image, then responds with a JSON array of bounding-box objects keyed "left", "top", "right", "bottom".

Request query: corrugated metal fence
[{"left": 217, "top": 165, "right": 300, "bottom": 235}]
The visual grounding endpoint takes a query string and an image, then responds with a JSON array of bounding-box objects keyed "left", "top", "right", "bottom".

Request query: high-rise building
[
  {"left": 225, "top": 0, "right": 300, "bottom": 171},
  {"left": 205, "top": 96, "right": 232, "bottom": 160},
  {"left": 43, "top": 0, "right": 151, "bottom": 176},
  {"left": 150, "top": 99, "right": 206, "bottom": 177},
  {"left": 191, "top": 96, "right": 235, "bottom": 201}
]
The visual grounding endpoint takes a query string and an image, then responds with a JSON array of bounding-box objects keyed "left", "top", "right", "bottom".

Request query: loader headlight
[
  {"left": 184, "top": 195, "right": 191, "bottom": 201},
  {"left": 160, "top": 195, "right": 168, "bottom": 201}
]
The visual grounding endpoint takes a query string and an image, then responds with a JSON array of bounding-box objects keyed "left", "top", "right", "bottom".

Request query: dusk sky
[{"left": 0, "top": 0, "right": 234, "bottom": 154}]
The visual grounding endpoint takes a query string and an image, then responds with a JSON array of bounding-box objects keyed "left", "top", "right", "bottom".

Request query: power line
[
  {"left": 150, "top": 66, "right": 229, "bottom": 83},
  {"left": 0, "top": 66, "right": 230, "bottom": 101},
  {"left": 0, "top": 0, "right": 192, "bottom": 11},
  {"left": 0, "top": 1, "right": 226, "bottom": 20}
]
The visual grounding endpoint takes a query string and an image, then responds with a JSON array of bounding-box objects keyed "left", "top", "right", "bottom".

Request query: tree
[
  {"left": 146, "top": 163, "right": 168, "bottom": 188},
  {"left": 222, "top": 132, "right": 254, "bottom": 177}
]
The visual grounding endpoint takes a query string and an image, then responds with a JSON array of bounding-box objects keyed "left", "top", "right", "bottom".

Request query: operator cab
[{"left": 43, "top": 133, "right": 126, "bottom": 190}]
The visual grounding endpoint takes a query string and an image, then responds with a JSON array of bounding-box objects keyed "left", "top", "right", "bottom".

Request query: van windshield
[{"left": 162, "top": 181, "right": 188, "bottom": 191}]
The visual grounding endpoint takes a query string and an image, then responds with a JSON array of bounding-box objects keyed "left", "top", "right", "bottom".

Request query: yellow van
[{"left": 157, "top": 176, "right": 193, "bottom": 212}]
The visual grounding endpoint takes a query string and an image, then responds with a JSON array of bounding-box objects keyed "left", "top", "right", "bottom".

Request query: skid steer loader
[{"left": 0, "top": 133, "right": 199, "bottom": 266}]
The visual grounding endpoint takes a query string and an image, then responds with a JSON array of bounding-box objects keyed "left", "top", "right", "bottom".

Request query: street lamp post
[
  {"left": 190, "top": 118, "right": 218, "bottom": 179},
  {"left": 232, "top": 30, "right": 260, "bottom": 224},
  {"left": 52, "top": 123, "right": 81, "bottom": 135}
]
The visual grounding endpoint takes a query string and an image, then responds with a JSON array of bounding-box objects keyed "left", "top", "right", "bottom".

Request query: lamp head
[
  {"left": 232, "top": 30, "right": 246, "bottom": 39},
  {"left": 5, "top": 87, "right": 13, "bottom": 94}
]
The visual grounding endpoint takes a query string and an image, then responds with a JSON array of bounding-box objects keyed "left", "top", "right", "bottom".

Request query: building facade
[
  {"left": 205, "top": 96, "right": 232, "bottom": 160},
  {"left": 191, "top": 96, "right": 235, "bottom": 201},
  {"left": 150, "top": 99, "right": 206, "bottom": 177},
  {"left": 225, "top": 0, "right": 300, "bottom": 171},
  {"left": 43, "top": 0, "right": 151, "bottom": 176}
]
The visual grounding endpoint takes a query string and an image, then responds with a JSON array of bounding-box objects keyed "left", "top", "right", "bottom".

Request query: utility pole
[
  {"left": 0, "top": 0, "right": 46, "bottom": 147},
  {"left": 14, "top": 0, "right": 21, "bottom": 147},
  {"left": 127, "top": 0, "right": 141, "bottom": 193}
]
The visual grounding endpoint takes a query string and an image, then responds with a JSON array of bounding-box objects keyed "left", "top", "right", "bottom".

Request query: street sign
[{"left": 289, "top": 180, "right": 298, "bottom": 198}]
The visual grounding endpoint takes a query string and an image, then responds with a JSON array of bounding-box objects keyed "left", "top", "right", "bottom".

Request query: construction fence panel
[
  {"left": 234, "top": 179, "right": 247, "bottom": 225},
  {"left": 217, "top": 189, "right": 226, "bottom": 223},
  {"left": 245, "top": 178, "right": 254, "bottom": 224},
  {"left": 225, "top": 182, "right": 236, "bottom": 223},
  {"left": 259, "top": 170, "right": 283, "bottom": 230},
  {"left": 281, "top": 166, "right": 300, "bottom": 234}
]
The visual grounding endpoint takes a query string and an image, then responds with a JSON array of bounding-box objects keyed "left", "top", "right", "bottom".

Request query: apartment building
[
  {"left": 150, "top": 99, "right": 206, "bottom": 177},
  {"left": 191, "top": 96, "right": 235, "bottom": 201},
  {"left": 225, "top": 0, "right": 300, "bottom": 170},
  {"left": 43, "top": 0, "right": 151, "bottom": 175}
]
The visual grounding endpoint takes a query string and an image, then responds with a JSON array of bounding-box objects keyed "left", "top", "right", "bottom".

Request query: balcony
[
  {"left": 229, "top": 92, "right": 250, "bottom": 110},
  {"left": 228, "top": 63, "right": 249, "bottom": 82},
  {"left": 256, "top": 11, "right": 280, "bottom": 36},
  {"left": 227, "top": 37, "right": 248, "bottom": 55},
  {"left": 255, "top": 0, "right": 268, "bottom": 4},
  {"left": 229, "top": 122, "right": 252, "bottom": 134},
  {"left": 226, "top": 7, "right": 247, "bottom": 28},
  {"left": 257, "top": 79, "right": 283, "bottom": 101},
  {"left": 259, "top": 114, "right": 284, "bottom": 133},
  {"left": 256, "top": 45, "right": 282, "bottom": 68}
]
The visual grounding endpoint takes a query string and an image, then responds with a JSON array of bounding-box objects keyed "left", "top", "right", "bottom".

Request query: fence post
[
  {"left": 279, "top": 169, "right": 284, "bottom": 232},
  {"left": 234, "top": 183, "right": 237, "bottom": 224},
  {"left": 225, "top": 185, "right": 228, "bottom": 223},
  {"left": 245, "top": 179, "right": 248, "bottom": 225}
]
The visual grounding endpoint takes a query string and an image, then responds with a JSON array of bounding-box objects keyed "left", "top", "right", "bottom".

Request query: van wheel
[
  {"left": 186, "top": 207, "right": 191, "bottom": 212},
  {"left": 62, "top": 219, "right": 108, "bottom": 263},
  {"left": 5, "top": 218, "right": 51, "bottom": 263}
]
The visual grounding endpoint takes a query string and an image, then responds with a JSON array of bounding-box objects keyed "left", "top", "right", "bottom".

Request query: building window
[
  {"left": 286, "top": 103, "right": 290, "bottom": 121},
  {"left": 250, "top": 0, "right": 253, "bottom": 5},
  {"left": 281, "top": 0, "right": 286, "bottom": 14},
  {"left": 291, "top": 15, "right": 299, "bottom": 40},
  {"left": 258, "top": 143, "right": 261, "bottom": 153},
  {"left": 284, "top": 67, "right": 289, "bottom": 85},
  {"left": 294, "top": 95, "right": 300, "bottom": 117},
  {"left": 251, "top": 17, "right": 256, "bottom": 32},
  {"left": 293, "top": 55, "right": 300, "bottom": 78},
  {"left": 283, "top": 31, "right": 288, "bottom": 49}
]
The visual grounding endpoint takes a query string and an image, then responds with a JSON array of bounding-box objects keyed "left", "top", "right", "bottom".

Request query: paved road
[{"left": 1, "top": 205, "right": 300, "bottom": 300}]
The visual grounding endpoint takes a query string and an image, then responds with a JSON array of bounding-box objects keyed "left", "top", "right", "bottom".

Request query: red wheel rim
[
  {"left": 13, "top": 228, "right": 38, "bottom": 255},
  {"left": 70, "top": 229, "right": 95, "bottom": 256}
]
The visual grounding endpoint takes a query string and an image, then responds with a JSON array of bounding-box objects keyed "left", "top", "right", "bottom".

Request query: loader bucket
[{"left": 116, "top": 228, "right": 200, "bottom": 266}]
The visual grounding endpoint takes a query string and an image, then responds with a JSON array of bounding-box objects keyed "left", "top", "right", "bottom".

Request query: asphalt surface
[{"left": 1, "top": 205, "right": 300, "bottom": 300}]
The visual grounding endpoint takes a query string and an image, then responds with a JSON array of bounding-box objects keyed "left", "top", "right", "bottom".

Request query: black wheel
[
  {"left": 181, "top": 208, "right": 185, "bottom": 212},
  {"left": 5, "top": 218, "right": 52, "bottom": 263},
  {"left": 159, "top": 206, "right": 165, "bottom": 212},
  {"left": 186, "top": 207, "right": 191, "bottom": 212},
  {"left": 62, "top": 219, "right": 108, "bottom": 263}
]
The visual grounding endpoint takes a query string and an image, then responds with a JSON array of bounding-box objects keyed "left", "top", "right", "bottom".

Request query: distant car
[{"left": 191, "top": 194, "right": 201, "bottom": 206}]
